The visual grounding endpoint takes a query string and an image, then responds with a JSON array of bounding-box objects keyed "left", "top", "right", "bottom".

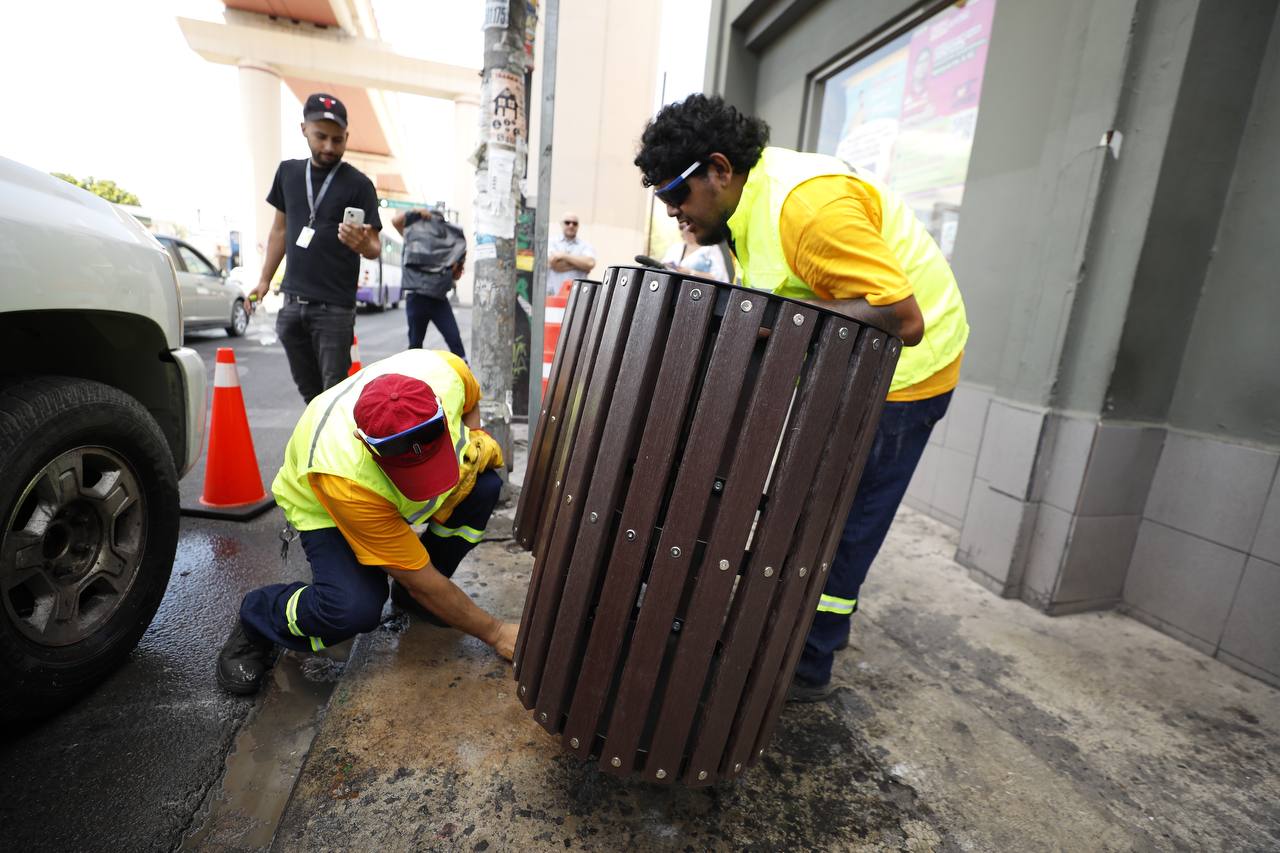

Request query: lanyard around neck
[{"left": 305, "top": 161, "right": 341, "bottom": 228}]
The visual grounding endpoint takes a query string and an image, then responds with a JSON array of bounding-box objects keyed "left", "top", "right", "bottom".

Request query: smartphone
[{"left": 343, "top": 207, "right": 365, "bottom": 227}]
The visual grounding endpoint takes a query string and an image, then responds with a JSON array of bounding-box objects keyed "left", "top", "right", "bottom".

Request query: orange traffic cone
[
  {"left": 348, "top": 334, "right": 363, "bottom": 376},
  {"left": 181, "top": 348, "right": 276, "bottom": 520}
]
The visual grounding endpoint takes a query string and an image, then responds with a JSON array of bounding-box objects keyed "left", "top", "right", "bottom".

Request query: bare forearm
[
  {"left": 565, "top": 254, "right": 595, "bottom": 272},
  {"left": 388, "top": 566, "right": 501, "bottom": 645},
  {"left": 258, "top": 227, "right": 286, "bottom": 288},
  {"left": 361, "top": 228, "right": 381, "bottom": 259},
  {"left": 800, "top": 294, "right": 924, "bottom": 345}
]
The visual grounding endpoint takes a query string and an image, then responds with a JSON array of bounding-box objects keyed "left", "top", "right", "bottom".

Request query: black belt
[{"left": 285, "top": 293, "right": 348, "bottom": 308}]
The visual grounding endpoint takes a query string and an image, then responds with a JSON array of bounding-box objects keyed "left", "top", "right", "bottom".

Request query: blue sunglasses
[
  {"left": 654, "top": 160, "right": 703, "bottom": 206},
  {"left": 355, "top": 405, "right": 446, "bottom": 458}
]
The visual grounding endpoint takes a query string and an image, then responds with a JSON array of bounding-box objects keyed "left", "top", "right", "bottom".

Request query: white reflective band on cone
[
  {"left": 545, "top": 307, "right": 565, "bottom": 323},
  {"left": 214, "top": 362, "right": 240, "bottom": 388},
  {"left": 542, "top": 362, "right": 552, "bottom": 378}
]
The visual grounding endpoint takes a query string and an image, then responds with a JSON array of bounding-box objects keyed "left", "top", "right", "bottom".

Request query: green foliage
[{"left": 51, "top": 172, "right": 141, "bottom": 206}]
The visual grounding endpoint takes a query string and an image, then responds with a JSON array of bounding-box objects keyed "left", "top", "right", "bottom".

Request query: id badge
[{"left": 296, "top": 226, "right": 315, "bottom": 249}]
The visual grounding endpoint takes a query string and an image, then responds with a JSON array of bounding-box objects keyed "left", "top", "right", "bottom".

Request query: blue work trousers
[
  {"left": 405, "top": 291, "right": 466, "bottom": 359},
  {"left": 794, "top": 391, "right": 952, "bottom": 686},
  {"left": 240, "top": 470, "right": 502, "bottom": 653}
]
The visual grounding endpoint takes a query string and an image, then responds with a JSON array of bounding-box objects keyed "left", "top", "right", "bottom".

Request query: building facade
[{"left": 706, "top": 0, "right": 1280, "bottom": 686}]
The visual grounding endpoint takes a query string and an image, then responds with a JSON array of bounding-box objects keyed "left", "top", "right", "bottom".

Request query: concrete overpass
[{"left": 177, "top": 0, "right": 481, "bottom": 294}]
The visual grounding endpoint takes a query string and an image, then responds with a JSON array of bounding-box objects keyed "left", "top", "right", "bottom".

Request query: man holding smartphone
[{"left": 248, "top": 93, "right": 383, "bottom": 403}]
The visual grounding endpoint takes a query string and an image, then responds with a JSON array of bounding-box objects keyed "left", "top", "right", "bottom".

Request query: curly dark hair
[{"left": 635, "top": 94, "right": 770, "bottom": 187}]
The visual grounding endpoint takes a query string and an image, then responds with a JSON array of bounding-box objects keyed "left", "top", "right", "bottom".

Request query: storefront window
[{"left": 814, "top": 0, "right": 997, "bottom": 258}]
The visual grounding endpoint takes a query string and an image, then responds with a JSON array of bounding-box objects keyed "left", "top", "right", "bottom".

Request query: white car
[
  {"left": 0, "top": 157, "right": 207, "bottom": 723},
  {"left": 155, "top": 235, "right": 249, "bottom": 337}
]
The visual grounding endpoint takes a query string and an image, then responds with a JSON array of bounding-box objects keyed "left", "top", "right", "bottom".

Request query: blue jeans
[
  {"left": 794, "top": 391, "right": 953, "bottom": 686},
  {"left": 240, "top": 470, "right": 502, "bottom": 653},
  {"left": 406, "top": 291, "right": 466, "bottom": 358}
]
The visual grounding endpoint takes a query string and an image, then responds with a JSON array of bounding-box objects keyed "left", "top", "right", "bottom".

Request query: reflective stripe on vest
[
  {"left": 272, "top": 350, "right": 470, "bottom": 532},
  {"left": 726, "top": 147, "right": 968, "bottom": 391}
]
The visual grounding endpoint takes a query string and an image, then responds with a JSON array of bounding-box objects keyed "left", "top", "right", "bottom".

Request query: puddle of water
[{"left": 179, "top": 643, "right": 351, "bottom": 851}]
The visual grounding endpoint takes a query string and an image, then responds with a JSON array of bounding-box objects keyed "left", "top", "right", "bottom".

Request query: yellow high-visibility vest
[
  {"left": 726, "top": 147, "right": 968, "bottom": 392},
  {"left": 272, "top": 350, "right": 470, "bottom": 531}
]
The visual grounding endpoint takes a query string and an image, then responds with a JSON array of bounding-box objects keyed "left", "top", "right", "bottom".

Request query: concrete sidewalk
[{"left": 268, "top": 442, "right": 1280, "bottom": 851}]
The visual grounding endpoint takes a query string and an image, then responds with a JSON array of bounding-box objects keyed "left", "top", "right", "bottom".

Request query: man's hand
[
  {"left": 489, "top": 622, "right": 519, "bottom": 661},
  {"left": 247, "top": 281, "right": 270, "bottom": 315},
  {"left": 338, "top": 222, "right": 372, "bottom": 252},
  {"left": 548, "top": 252, "right": 572, "bottom": 273}
]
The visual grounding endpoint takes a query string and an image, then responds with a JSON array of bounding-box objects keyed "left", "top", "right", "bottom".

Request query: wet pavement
[
  {"left": 271, "top": 507, "right": 1280, "bottom": 853},
  {"left": 0, "top": 304, "right": 455, "bottom": 852}
]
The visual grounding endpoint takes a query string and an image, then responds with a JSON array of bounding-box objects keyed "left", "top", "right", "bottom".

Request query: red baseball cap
[{"left": 353, "top": 374, "right": 459, "bottom": 501}]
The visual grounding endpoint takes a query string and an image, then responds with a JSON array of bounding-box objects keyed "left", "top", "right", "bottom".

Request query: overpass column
[
  {"left": 452, "top": 93, "right": 481, "bottom": 306},
  {"left": 237, "top": 60, "right": 281, "bottom": 276}
]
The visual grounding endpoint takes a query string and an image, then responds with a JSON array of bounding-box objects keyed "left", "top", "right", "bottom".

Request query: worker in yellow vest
[
  {"left": 216, "top": 349, "right": 517, "bottom": 695},
  {"left": 635, "top": 94, "right": 968, "bottom": 702}
]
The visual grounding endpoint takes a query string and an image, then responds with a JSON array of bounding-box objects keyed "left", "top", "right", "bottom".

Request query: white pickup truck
[{"left": 0, "top": 157, "right": 207, "bottom": 723}]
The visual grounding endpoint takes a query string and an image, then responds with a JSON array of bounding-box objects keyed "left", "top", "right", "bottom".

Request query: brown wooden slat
[
  {"left": 598, "top": 289, "right": 769, "bottom": 776},
  {"left": 561, "top": 279, "right": 716, "bottom": 758},
  {"left": 516, "top": 270, "right": 643, "bottom": 711},
  {"left": 681, "top": 317, "right": 853, "bottom": 784},
  {"left": 531, "top": 277, "right": 617, "bottom": 567},
  {"left": 514, "top": 277, "right": 614, "bottom": 677},
  {"left": 513, "top": 279, "right": 593, "bottom": 550},
  {"left": 745, "top": 331, "right": 899, "bottom": 761},
  {"left": 720, "top": 325, "right": 888, "bottom": 776},
  {"left": 640, "top": 304, "right": 817, "bottom": 783},
  {"left": 532, "top": 271, "right": 676, "bottom": 733}
]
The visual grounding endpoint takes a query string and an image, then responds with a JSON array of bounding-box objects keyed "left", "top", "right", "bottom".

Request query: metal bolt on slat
[
  {"left": 550, "top": 414, "right": 556, "bottom": 422},
  {"left": 655, "top": 769, "right": 667, "bottom": 779},
  {"left": 625, "top": 529, "right": 636, "bottom": 541},
  {"left": 719, "top": 559, "right": 730, "bottom": 571},
  {"left": 838, "top": 327, "right": 849, "bottom": 339},
  {"left": 672, "top": 621, "right": 681, "bottom": 632},
  {"left": 873, "top": 339, "right": 881, "bottom": 350},
  {"left": 649, "top": 280, "right": 659, "bottom": 291},
  {"left": 566, "top": 494, "right": 573, "bottom": 504},
  {"left": 610, "top": 756, "right": 621, "bottom": 768},
  {"left": 691, "top": 289, "right": 702, "bottom": 301},
  {"left": 793, "top": 313, "right": 804, "bottom": 326},
  {"left": 822, "top": 561, "right": 829, "bottom": 573},
  {"left": 539, "top": 712, "right": 548, "bottom": 723},
  {"left": 764, "top": 566, "right": 774, "bottom": 578},
  {"left": 570, "top": 737, "right": 580, "bottom": 749},
  {"left": 758, "top": 749, "right": 764, "bottom": 757},
  {"left": 589, "top": 512, "right": 598, "bottom": 523},
  {"left": 740, "top": 300, "right": 753, "bottom": 312},
  {"left": 620, "top": 276, "right": 629, "bottom": 286},
  {"left": 670, "top": 546, "right": 681, "bottom": 558},
  {"left": 799, "top": 566, "right": 808, "bottom": 577},
  {"left": 697, "top": 770, "right": 708, "bottom": 780},
  {"left": 519, "top": 685, "right": 527, "bottom": 696},
  {"left": 734, "top": 763, "right": 742, "bottom": 773}
]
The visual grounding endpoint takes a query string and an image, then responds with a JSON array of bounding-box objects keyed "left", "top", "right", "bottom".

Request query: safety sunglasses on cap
[
  {"left": 354, "top": 406, "right": 446, "bottom": 458},
  {"left": 654, "top": 160, "right": 703, "bottom": 207}
]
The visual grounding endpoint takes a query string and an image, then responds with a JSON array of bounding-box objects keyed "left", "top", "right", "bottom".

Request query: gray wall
[{"left": 1165, "top": 9, "right": 1280, "bottom": 446}]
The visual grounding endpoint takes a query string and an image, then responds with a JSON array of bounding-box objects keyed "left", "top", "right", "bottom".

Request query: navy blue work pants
[
  {"left": 794, "top": 391, "right": 952, "bottom": 687},
  {"left": 240, "top": 470, "right": 502, "bottom": 653},
  {"left": 405, "top": 291, "right": 466, "bottom": 359}
]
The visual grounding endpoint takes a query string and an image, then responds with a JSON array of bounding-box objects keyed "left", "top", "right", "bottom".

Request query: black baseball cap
[{"left": 303, "top": 93, "right": 348, "bottom": 129}]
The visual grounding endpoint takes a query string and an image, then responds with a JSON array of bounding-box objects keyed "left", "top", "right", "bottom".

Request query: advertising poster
[{"left": 817, "top": 0, "right": 997, "bottom": 257}]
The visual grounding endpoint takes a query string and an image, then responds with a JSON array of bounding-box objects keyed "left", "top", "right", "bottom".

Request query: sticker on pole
[{"left": 484, "top": 0, "right": 509, "bottom": 29}]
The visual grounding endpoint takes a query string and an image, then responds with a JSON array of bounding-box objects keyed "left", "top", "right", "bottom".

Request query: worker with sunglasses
[
  {"left": 216, "top": 349, "right": 516, "bottom": 695},
  {"left": 635, "top": 94, "right": 968, "bottom": 703}
]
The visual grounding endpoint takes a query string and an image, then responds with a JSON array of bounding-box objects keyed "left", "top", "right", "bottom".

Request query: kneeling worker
[{"left": 216, "top": 348, "right": 517, "bottom": 695}]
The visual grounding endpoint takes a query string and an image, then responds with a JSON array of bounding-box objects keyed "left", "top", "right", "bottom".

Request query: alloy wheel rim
[{"left": 1, "top": 446, "right": 147, "bottom": 647}]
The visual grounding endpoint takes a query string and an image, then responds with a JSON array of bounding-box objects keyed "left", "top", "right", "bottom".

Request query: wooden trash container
[{"left": 512, "top": 265, "right": 901, "bottom": 785}]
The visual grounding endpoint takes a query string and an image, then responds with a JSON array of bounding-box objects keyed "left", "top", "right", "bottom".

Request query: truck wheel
[
  {"left": 0, "top": 377, "right": 179, "bottom": 724},
  {"left": 226, "top": 299, "right": 248, "bottom": 337}
]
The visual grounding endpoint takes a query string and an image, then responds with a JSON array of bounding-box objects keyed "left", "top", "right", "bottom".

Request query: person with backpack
[{"left": 394, "top": 208, "right": 468, "bottom": 357}]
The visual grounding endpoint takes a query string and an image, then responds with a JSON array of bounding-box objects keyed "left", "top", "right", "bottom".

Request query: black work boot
[
  {"left": 216, "top": 620, "right": 275, "bottom": 695},
  {"left": 786, "top": 676, "right": 836, "bottom": 704}
]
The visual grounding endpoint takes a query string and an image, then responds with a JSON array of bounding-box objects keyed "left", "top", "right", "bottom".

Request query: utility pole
[{"left": 472, "top": 0, "right": 533, "bottom": 472}]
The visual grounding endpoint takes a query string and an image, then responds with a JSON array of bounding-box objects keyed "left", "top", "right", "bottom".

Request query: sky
[{"left": 0, "top": 0, "right": 707, "bottom": 242}]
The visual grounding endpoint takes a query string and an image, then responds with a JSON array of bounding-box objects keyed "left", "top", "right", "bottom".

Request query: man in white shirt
[{"left": 546, "top": 212, "right": 597, "bottom": 295}]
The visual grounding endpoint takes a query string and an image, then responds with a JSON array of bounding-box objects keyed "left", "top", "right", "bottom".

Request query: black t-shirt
[{"left": 266, "top": 159, "right": 381, "bottom": 307}]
